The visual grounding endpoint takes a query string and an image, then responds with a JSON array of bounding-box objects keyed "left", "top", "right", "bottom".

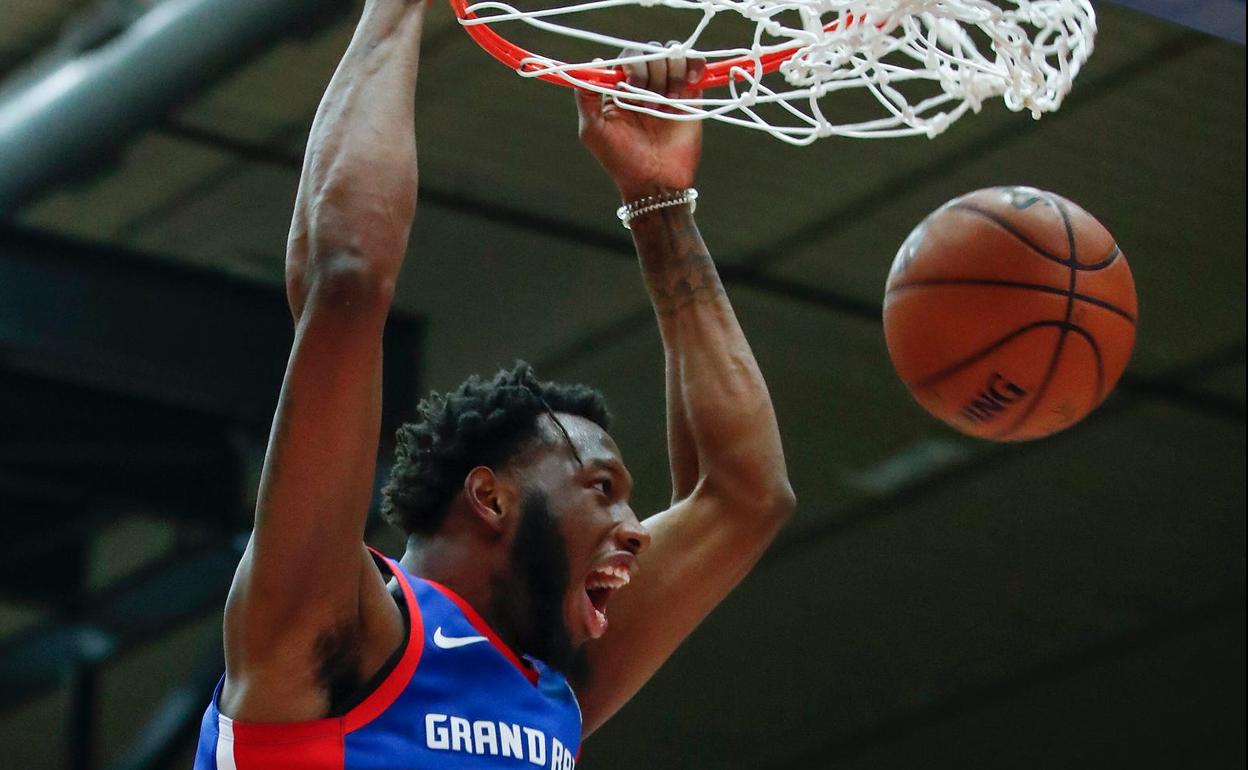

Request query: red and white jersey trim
[
  {"left": 215, "top": 715, "right": 237, "bottom": 770},
  {"left": 204, "top": 551, "right": 423, "bottom": 770}
]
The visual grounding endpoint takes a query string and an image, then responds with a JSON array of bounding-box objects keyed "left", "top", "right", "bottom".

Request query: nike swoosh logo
[{"left": 433, "top": 626, "right": 488, "bottom": 649}]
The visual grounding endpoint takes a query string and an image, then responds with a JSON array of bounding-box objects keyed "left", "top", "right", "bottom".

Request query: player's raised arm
[
  {"left": 220, "top": 0, "right": 426, "bottom": 722},
  {"left": 573, "top": 55, "right": 796, "bottom": 733}
]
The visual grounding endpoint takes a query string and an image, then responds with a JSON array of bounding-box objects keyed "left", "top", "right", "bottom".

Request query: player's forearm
[
  {"left": 287, "top": 0, "right": 425, "bottom": 319},
  {"left": 663, "top": 351, "right": 699, "bottom": 502},
  {"left": 631, "top": 206, "right": 794, "bottom": 515}
]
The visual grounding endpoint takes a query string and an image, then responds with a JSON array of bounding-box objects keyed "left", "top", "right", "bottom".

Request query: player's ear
[{"left": 464, "top": 466, "right": 512, "bottom": 535}]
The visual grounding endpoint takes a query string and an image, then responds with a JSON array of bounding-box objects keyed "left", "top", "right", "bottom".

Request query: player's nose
[{"left": 614, "top": 510, "right": 651, "bottom": 556}]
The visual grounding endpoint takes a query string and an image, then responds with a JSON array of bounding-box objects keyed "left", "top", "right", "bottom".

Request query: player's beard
[{"left": 491, "top": 492, "right": 589, "bottom": 684}]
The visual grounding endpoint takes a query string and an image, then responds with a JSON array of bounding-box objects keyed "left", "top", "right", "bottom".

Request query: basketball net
[{"left": 453, "top": 0, "right": 1096, "bottom": 144}]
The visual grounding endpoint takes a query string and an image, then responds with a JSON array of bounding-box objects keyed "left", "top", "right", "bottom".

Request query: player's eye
[{"left": 593, "top": 478, "right": 613, "bottom": 496}]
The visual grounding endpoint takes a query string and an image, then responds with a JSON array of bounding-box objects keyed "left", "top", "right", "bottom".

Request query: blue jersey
[{"left": 194, "top": 553, "right": 583, "bottom": 769}]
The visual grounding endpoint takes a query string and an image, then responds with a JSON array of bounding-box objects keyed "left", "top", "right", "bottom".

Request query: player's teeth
[
  {"left": 587, "top": 568, "right": 630, "bottom": 592},
  {"left": 594, "top": 608, "right": 606, "bottom": 624},
  {"left": 596, "top": 567, "right": 629, "bottom": 584}
]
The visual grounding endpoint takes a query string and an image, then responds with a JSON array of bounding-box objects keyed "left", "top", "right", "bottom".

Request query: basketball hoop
[{"left": 450, "top": 0, "right": 1096, "bottom": 144}]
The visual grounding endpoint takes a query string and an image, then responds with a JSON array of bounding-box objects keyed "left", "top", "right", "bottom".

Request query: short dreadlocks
[{"left": 380, "top": 361, "right": 611, "bottom": 536}]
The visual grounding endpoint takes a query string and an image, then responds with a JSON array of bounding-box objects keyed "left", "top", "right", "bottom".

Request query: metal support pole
[
  {"left": 0, "top": 0, "right": 336, "bottom": 215},
  {"left": 64, "top": 543, "right": 101, "bottom": 770},
  {"left": 68, "top": 660, "right": 100, "bottom": 770}
]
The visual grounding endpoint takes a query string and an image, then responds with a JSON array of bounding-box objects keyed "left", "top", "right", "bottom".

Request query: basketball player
[{"left": 194, "top": 1, "right": 794, "bottom": 766}]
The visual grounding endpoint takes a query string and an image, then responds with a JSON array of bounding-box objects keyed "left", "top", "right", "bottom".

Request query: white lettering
[
  {"left": 423, "top": 713, "right": 569, "bottom": 765},
  {"left": 499, "top": 723, "right": 523, "bottom": 758},
  {"left": 524, "top": 727, "right": 546, "bottom": 766},
  {"left": 450, "top": 716, "right": 472, "bottom": 753},
  {"left": 425, "top": 714, "right": 449, "bottom": 751},
  {"left": 473, "top": 720, "right": 499, "bottom": 755},
  {"left": 552, "top": 739, "right": 575, "bottom": 769}
]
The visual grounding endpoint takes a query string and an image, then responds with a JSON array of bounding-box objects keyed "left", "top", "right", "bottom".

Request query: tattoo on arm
[{"left": 637, "top": 214, "right": 726, "bottom": 318}]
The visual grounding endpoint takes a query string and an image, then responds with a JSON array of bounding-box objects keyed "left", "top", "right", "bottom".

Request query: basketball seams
[
  {"left": 1095, "top": 244, "right": 1122, "bottom": 270},
  {"left": 885, "top": 279, "right": 1137, "bottom": 325},
  {"left": 949, "top": 202, "right": 1120, "bottom": 271},
  {"left": 911, "top": 320, "right": 1068, "bottom": 389},
  {"left": 992, "top": 194, "right": 1079, "bottom": 440},
  {"left": 1064, "top": 325, "right": 1106, "bottom": 404}
]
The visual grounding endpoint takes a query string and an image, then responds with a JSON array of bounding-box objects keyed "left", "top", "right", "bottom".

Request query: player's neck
[{"left": 400, "top": 534, "right": 520, "bottom": 647}]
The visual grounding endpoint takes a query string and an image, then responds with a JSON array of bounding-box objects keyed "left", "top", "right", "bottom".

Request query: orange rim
[{"left": 448, "top": 0, "right": 856, "bottom": 89}]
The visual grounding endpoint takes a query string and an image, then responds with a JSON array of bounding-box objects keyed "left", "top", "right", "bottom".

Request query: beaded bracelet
[{"left": 616, "top": 188, "right": 698, "bottom": 229}]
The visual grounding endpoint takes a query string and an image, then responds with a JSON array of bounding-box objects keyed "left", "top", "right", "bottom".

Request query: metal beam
[
  {"left": 0, "top": 540, "right": 242, "bottom": 712},
  {"left": 0, "top": 466, "right": 396, "bottom": 715},
  {"left": 0, "top": 0, "right": 340, "bottom": 214},
  {"left": 1103, "top": 0, "right": 1246, "bottom": 45},
  {"left": 0, "top": 223, "right": 422, "bottom": 429},
  {"left": 106, "top": 647, "right": 224, "bottom": 770}
]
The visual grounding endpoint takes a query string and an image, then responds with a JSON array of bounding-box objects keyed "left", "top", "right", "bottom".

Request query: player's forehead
[{"left": 539, "top": 412, "right": 625, "bottom": 470}]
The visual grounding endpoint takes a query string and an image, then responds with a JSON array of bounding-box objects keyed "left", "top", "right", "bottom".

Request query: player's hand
[{"left": 575, "top": 46, "right": 706, "bottom": 202}]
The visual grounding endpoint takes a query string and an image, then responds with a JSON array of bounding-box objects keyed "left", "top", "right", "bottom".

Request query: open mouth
[{"left": 582, "top": 564, "right": 631, "bottom": 639}]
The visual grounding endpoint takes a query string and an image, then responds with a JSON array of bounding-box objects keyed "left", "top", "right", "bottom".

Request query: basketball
[{"left": 882, "top": 186, "right": 1138, "bottom": 442}]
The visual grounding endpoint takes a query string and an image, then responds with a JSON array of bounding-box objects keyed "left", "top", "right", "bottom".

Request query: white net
[{"left": 458, "top": 0, "right": 1097, "bottom": 144}]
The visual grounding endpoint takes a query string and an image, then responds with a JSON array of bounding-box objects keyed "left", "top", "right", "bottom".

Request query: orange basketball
[{"left": 883, "top": 187, "right": 1138, "bottom": 442}]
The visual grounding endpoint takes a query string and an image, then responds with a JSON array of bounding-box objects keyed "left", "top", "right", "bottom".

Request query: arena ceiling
[{"left": 0, "top": 1, "right": 1243, "bottom": 768}]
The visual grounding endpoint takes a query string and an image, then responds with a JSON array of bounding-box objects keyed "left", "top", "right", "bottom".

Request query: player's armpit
[
  {"left": 574, "top": 483, "right": 792, "bottom": 735},
  {"left": 222, "top": 539, "right": 404, "bottom": 722}
]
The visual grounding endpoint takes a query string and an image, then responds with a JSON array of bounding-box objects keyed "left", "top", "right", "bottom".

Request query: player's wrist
[
  {"left": 615, "top": 180, "right": 690, "bottom": 202},
  {"left": 616, "top": 188, "right": 698, "bottom": 229},
  {"left": 612, "top": 162, "right": 697, "bottom": 202}
]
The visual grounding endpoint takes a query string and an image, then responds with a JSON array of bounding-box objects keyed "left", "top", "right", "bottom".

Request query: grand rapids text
[{"left": 424, "top": 713, "right": 576, "bottom": 768}]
